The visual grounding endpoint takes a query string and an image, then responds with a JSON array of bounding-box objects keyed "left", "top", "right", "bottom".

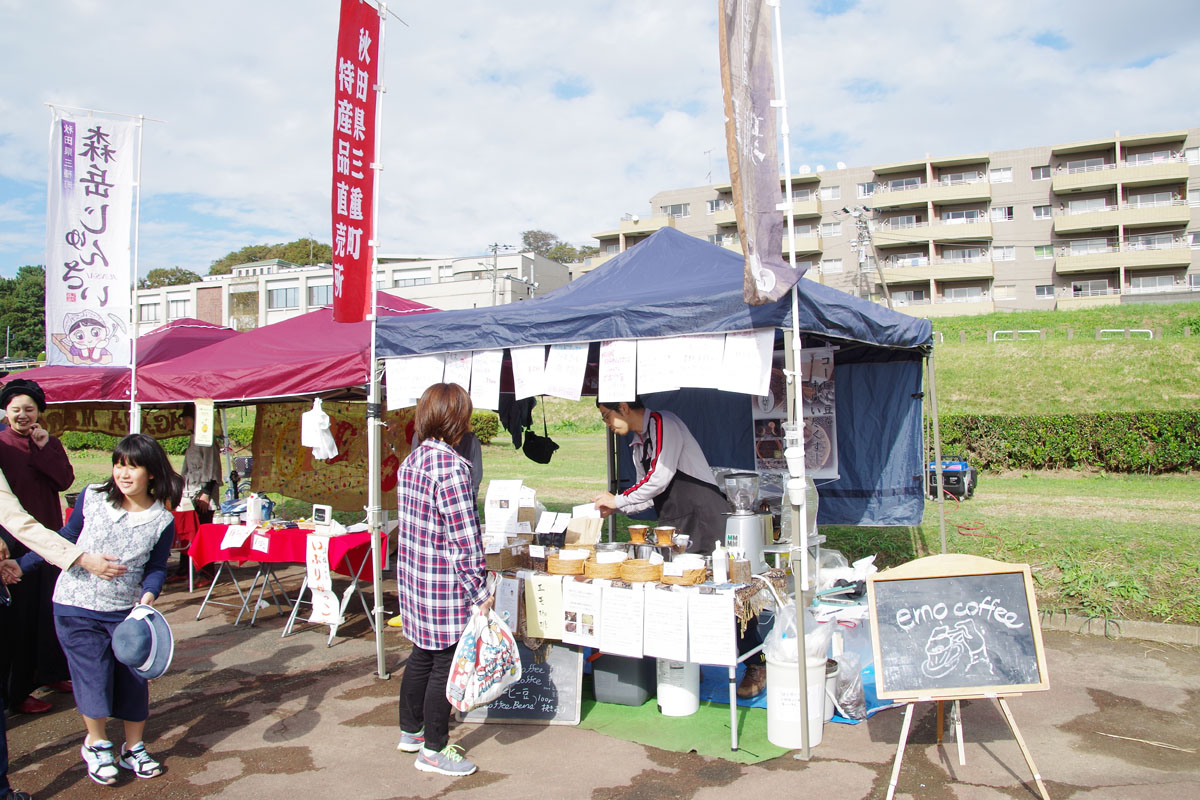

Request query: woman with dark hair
[
  {"left": 0, "top": 378, "right": 75, "bottom": 715},
  {"left": 394, "top": 383, "right": 492, "bottom": 778},
  {"left": 13, "top": 433, "right": 182, "bottom": 785}
]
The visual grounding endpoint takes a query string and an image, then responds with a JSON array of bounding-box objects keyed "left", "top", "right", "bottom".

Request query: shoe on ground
[
  {"left": 414, "top": 744, "right": 476, "bottom": 777},
  {"left": 81, "top": 739, "right": 119, "bottom": 785},
  {"left": 164, "top": 573, "right": 187, "bottom": 585},
  {"left": 1, "top": 790, "right": 33, "bottom": 799},
  {"left": 396, "top": 727, "right": 425, "bottom": 753},
  {"left": 386, "top": 614, "right": 404, "bottom": 629},
  {"left": 118, "top": 741, "right": 163, "bottom": 779},
  {"left": 736, "top": 664, "right": 767, "bottom": 698},
  {"left": 16, "top": 696, "right": 52, "bottom": 714},
  {"left": 45, "top": 680, "right": 73, "bottom": 693}
]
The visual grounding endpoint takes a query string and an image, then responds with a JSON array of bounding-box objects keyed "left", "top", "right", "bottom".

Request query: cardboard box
[{"left": 486, "top": 544, "right": 528, "bottom": 572}]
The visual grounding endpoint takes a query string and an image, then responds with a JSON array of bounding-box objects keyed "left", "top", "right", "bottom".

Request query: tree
[
  {"left": 521, "top": 230, "right": 559, "bottom": 258},
  {"left": 521, "top": 230, "right": 598, "bottom": 264},
  {"left": 208, "top": 238, "right": 333, "bottom": 275},
  {"left": 138, "top": 267, "right": 202, "bottom": 289},
  {"left": 0, "top": 266, "right": 46, "bottom": 359}
]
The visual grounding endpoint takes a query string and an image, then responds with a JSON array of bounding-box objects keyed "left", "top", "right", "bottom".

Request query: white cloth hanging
[{"left": 301, "top": 398, "right": 339, "bottom": 460}]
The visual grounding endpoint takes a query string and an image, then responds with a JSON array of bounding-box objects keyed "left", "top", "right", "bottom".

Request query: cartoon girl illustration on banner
[{"left": 51, "top": 310, "right": 127, "bottom": 366}]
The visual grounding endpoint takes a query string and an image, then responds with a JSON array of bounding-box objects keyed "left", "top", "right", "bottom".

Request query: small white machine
[{"left": 723, "top": 472, "right": 770, "bottom": 573}]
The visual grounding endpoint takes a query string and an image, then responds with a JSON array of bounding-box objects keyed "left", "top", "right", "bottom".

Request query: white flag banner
[{"left": 45, "top": 108, "right": 137, "bottom": 367}]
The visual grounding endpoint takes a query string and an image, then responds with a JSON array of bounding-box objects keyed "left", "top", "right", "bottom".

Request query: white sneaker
[
  {"left": 118, "top": 741, "right": 163, "bottom": 779},
  {"left": 81, "top": 739, "right": 119, "bottom": 785}
]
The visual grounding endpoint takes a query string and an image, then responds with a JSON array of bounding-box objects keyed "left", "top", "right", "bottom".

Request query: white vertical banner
[{"left": 45, "top": 108, "right": 136, "bottom": 367}]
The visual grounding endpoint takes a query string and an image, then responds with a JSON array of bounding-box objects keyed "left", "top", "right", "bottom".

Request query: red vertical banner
[{"left": 331, "top": 0, "right": 380, "bottom": 323}]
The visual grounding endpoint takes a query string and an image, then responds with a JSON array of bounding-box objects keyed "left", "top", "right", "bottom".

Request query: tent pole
[
  {"left": 128, "top": 115, "right": 145, "bottom": 435},
  {"left": 926, "top": 349, "right": 947, "bottom": 553}
]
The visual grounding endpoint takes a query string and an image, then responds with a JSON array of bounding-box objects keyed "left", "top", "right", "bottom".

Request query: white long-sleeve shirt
[{"left": 615, "top": 409, "right": 720, "bottom": 514}]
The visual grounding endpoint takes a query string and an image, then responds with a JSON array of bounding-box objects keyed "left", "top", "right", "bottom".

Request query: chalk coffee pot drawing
[{"left": 722, "top": 472, "right": 770, "bottom": 573}]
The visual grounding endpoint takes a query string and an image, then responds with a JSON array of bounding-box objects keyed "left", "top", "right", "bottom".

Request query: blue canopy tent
[{"left": 375, "top": 227, "right": 934, "bottom": 526}]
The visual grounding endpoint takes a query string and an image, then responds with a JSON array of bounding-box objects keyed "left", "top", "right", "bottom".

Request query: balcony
[
  {"left": 926, "top": 218, "right": 992, "bottom": 241},
  {"left": 787, "top": 196, "right": 822, "bottom": 217},
  {"left": 1053, "top": 199, "right": 1190, "bottom": 234},
  {"left": 1052, "top": 157, "right": 1189, "bottom": 193},
  {"left": 878, "top": 257, "right": 994, "bottom": 285},
  {"left": 782, "top": 234, "right": 822, "bottom": 255},
  {"left": 873, "top": 221, "right": 930, "bottom": 247},
  {"left": 1054, "top": 240, "right": 1193, "bottom": 274},
  {"left": 591, "top": 214, "right": 675, "bottom": 241},
  {"left": 894, "top": 298, "right": 996, "bottom": 318},
  {"left": 712, "top": 207, "right": 737, "bottom": 227}
]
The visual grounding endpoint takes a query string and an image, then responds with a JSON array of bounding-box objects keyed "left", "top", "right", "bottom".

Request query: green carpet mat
[{"left": 578, "top": 691, "right": 790, "bottom": 764}]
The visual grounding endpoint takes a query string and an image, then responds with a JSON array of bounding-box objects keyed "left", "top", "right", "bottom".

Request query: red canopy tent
[
  {"left": 5, "top": 318, "right": 239, "bottom": 405},
  {"left": 136, "top": 293, "right": 437, "bottom": 404}
]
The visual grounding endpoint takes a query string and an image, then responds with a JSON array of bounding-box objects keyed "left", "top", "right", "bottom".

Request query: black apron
[{"left": 642, "top": 449, "right": 729, "bottom": 555}]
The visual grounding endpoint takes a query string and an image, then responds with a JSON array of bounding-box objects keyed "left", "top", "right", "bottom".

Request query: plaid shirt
[{"left": 395, "top": 438, "right": 488, "bottom": 650}]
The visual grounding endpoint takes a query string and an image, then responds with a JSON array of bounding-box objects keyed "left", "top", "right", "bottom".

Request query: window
[
  {"left": 943, "top": 285, "right": 983, "bottom": 302},
  {"left": 991, "top": 205, "right": 1013, "bottom": 221},
  {"left": 821, "top": 258, "right": 843, "bottom": 274},
  {"left": 267, "top": 287, "right": 299, "bottom": 309},
  {"left": 791, "top": 187, "right": 814, "bottom": 201},
  {"left": 892, "top": 288, "right": 928, "bottom": 306},
  {"left": 1031, "top": 165, "right": 1051, "bottom": 180},
  {"left": 308, "top": 284, "right": 333, "bottom": 306},
  {"left": 1071, "top": 279, "right": 1110, "bottom": 297},
  {"left": 1130, "top": 274, "right": 1175, "bottom": 293},
  {"left": 660, "top": 203, "right": 690, "bottom": 218},
  {"left": 1125, "top": 149, "right": 1171, "bottom": 166},
  {"left": 857, "top": 182, "right": 877, "bottom": 198},
  {"left": 890, "top": 214, "right": 919, "bottom": 229},
  {"left": 1035, "top": 284, "right": 1055, "bottom": 300},
  {"left": 1069, "top": 237, "right": 1110, "bottom": 255},
  {"left": 604, "top": 243, "right": 619, "bottom": 255},
  {"left": 793, "top": 223, "right": 816, "bottom": 235},
  {"left": 942, "top": 247, "right": 984, "bottom": 263},
  {"left": 1065, "top": 156, "right": 1107, "bottom": 174},
  {"left": 818, "top": 185, "right": 841, "bottom": 201},
  {"left": 1034, "top": 245, "right": 1054, "bottom": 260},
  {"left": 940, "top": 208, "right": 981, "bottom": 224},
  {"left": 940, "top": 170, "right": 980, "bottom": 186},
  {"left": 138, "top": 303, "right": 159, "bottom": 323},
  {"left": 889, "top": 252, "right": 928, "bottom": 267},
  {"left": 706, "top": 199, "right": 731, "bottom": 214},
  {"left": 1127, "top": 190, "right": 1173, "bottom": 208},
  {"left": 1033, "top": 204, "right": 1053, "bottom": 220},
  {"left": 167, "top": 299, "right": 189, "bottom": 319},
  {"left": 994, "top": 284, "right": 1016, "bottom": 300},
  {"left": 1191, "top": 232, "right": 1200, "bottom": 249},
  {"left": 992, "top": 246, "right": 1015, "bottom": 261},
  {"left": 820, "top": 222, "right": 842, "bottom": 237},
  {"left": 888, "top": 176, "right": 922, "bottom": 191},
  {"left": 1189, "top": 273, "right": 1200, "bottom": 287},
  {"left": 989, "top": 167, "right": 1012, "bottom": 183},
  {"left": 393, "top": 277, "right": 431, "bottom": 287},
  {"left": 1126, "top": 232, "right": 1174, "bottom": 250},
  {"left": 708, "top": 233, "right": 738, "bottom": 246},
  {"left": 1068, "top": 196, "right": 1108, "bottom": 214},
  {"left": 1186, "top": 147, "right": 1200, "bottom": 166}
]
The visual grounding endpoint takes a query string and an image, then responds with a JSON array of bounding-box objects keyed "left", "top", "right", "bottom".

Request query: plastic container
[
  {"left": 655, "top": 660, "right": 699, "bottom": 717},
  {"left": 765, "top": 656, "right": 826, "bottom": 748},
  {"left": 592, "top": 655, "right": 655, "bottom": 706}
]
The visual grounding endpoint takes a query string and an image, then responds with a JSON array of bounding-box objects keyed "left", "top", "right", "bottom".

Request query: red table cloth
[{"left": 188, "top": 524, "right": 383, "bottom": 577}]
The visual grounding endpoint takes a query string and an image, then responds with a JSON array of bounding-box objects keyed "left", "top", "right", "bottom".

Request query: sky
[{"left": 2, "top": 0, "right": 1199, "bottom": 279}]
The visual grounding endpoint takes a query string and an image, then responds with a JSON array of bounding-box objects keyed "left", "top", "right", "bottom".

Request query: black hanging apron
[{"left": 641, "top": 449, "right": 729, "bottom": 555}]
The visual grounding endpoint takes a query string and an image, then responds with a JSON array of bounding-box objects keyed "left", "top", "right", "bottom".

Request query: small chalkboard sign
[
  {"left": 462, "top": 640, "right": 582, "bottom": 726},
  {"left": 868, "top": 554, "right": 1049, "bottom": 701}
]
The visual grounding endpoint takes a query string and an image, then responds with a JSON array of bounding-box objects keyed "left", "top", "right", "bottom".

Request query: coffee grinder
[{"left": 723, "top": 471, "right": 769, "bottom": 573}]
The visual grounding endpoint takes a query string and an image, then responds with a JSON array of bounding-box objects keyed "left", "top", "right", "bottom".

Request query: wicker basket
[
  {"left": 583, "top": 559, "right": 622, "bottom": 579},
  {"left": 547, "top": 554, "right": 585, "bottom": 575},
  {"left": 661, "top": 567, "right": 708, "bottom": 586},
  {"left": 619, "top": 558, "right": 663, "bottom": 582}
]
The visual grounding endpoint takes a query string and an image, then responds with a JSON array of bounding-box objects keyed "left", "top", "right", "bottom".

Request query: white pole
[
  {"left": 129, "top": 114, "right": 145, "bottom": 434},
  {"left": 367, "top": 0, "right": 390, "bottom": 680},
  {"left": 768, "top": 0, "right": 813, "bottom": 762}
]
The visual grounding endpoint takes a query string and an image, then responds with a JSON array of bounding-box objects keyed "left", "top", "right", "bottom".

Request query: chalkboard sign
[
  {"left": 867, "top": 554, "right": 1049, "bottom": 701},
  {"left": 462, "top": 641, "right": 582, "bottom": 726}
]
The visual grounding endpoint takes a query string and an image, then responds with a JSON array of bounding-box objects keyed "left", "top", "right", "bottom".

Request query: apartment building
[
  {"left": 133, "top": 252, "right": 569, "bottom": 336},
  {"left": 591, "top": 128, "right": 1200, "bottom": 316}
]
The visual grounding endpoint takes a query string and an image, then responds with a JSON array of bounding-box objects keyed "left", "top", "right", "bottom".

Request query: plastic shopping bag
[{"left": 445, "top": 610, "right": 523, "bottom": 713}]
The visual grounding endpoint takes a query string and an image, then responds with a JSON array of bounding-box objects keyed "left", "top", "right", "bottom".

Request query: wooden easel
[{"left": 886, "top": 694, "right": 1049, "bottom": 800}]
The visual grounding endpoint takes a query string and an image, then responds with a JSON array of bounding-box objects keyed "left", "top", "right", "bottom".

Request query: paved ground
[{"left": 6, "top": 566, "right": 1199, "bottom": 799}]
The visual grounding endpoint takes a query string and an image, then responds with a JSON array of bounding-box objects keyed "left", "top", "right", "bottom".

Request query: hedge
[{"left": 939, "top": 411, "right": 1200, "bottom": 473}]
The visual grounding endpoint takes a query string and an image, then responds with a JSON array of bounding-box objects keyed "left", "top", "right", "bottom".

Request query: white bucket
[
  {"left": 765, "top": 657, "right": 825, "bottom": 748},
  {"left": 656, "top": 659, "right": 699, "bottom": 717}
]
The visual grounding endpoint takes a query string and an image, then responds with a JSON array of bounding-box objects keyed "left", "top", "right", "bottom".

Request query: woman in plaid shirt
[{"left": 394, "top": 383, "right": 493, "bottom": 777}]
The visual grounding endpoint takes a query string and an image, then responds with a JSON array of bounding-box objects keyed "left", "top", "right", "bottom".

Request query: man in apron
[{"left": 592, "top": 400, "right": 766, "bottom": 698}]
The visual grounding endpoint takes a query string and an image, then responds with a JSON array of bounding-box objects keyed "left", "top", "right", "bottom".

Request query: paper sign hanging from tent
[
  {"left": 598, "top": 339, "right": 637, "bottom": 403},
  {"left": 470, "top": 349, "right": 503, "bottom": 410},
  {"left": 687, "top": 589, "right": 737, "bottom": 666},
  {"left": 718, "top": 329, "right": 773, "bottom": 397},
  {"left": 385, "top": 354, "right": 445, "bottom": 410},
  {"left": 542, "top": 343, "right": 588, "bottom": 401},
  {"left": 676, "top": 334, "right": 725, "bottom": 390},
  {"left": 643, "top": 586, "right": 689, "bottom": 661},
  {"left": 636, "top": 337, "right": 683, "bottom": 395},
  {"left": 443, "top": 351, "right": 473, "bottom": 391},
  {"left": 598, "top": 583, "right": 645, "bottom": 658},
  {"left": 193, "top": 399, "right": 216, "bottom": 447},
  {"left": 561, "top": 579, "right": 601, "bottom": 648},
  {"left": 510, "top": 345, "right": 547, "bottom": 400}
]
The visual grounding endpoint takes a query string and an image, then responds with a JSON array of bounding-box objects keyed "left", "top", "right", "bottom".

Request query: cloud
[{"left": 2, "top": 0, "right": 1199, "bottom": 279}]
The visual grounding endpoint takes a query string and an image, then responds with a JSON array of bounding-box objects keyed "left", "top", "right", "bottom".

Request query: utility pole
[
  {"left": 843, "top": 206, "right": 893, "bottom": 310},
  {"left": 487, "top": 242, "right": 514, "bottom": 306}
]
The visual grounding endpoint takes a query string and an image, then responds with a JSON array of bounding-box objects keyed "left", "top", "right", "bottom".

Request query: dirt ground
[{"left": 5, "top": 567, "right": 1199, "bottom": 799}]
